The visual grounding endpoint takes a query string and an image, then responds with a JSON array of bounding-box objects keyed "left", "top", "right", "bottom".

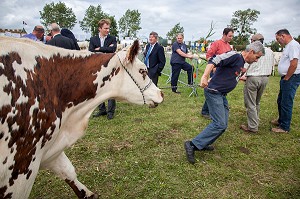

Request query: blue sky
[{"left": 1, "top": 0, "right": 299, "bottom": 42}]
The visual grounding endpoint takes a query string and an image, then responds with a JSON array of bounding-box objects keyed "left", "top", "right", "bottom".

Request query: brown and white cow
[{"left": 0, "top": 36, "right": 163, "bottom": 199}]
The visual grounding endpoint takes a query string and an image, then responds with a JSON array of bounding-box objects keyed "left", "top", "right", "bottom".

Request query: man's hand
[
  {"left": 200, "top": 63, "right": 214, "bottom": 88},
  {"left": 239, "top": 74, "right": 247, "bottom": 81},
  {"left": 199, "top": 75, "right": 209, "bottom": 88},
  {"left": 95, "top": 47, "right": 100, "bottom": 51}
]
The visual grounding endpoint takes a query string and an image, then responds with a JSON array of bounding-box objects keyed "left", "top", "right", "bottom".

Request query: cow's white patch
[
  {"left": 16, "top": 89, "right": 29, "bottom": 104},
  {"left": 12, "top": 61, "right": 28, "bottom": 85}
]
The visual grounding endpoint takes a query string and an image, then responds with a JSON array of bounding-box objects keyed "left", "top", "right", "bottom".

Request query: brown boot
[
  {"left": 271, "top": 127, "right": 288, "bottom": 133},
  {"left": 270, "top": 119, "right": 279, "bottom": 126},
  {"left": 240, "top": 124, "right": 258, "bottom": 133}
]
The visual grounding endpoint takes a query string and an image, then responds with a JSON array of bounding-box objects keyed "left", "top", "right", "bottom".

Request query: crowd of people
[
  {"left": 20, "top": 21, "right": 300, "bottom": 164},
  {"left": 184, "top": 29, "right": 300, "bottom": 164}
]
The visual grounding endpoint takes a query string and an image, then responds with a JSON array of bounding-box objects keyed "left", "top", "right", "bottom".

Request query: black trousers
[
  {"left": 99, "top": 99, "right": 116, "bottom": 114},
  {"left": 171, "top": 62, "right": 193, "bottom": 92},
  {"left": 150, "top": 73, "right": 159, "bottom": 86}
]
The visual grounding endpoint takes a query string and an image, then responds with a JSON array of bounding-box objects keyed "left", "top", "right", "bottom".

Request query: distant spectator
[
  {"left": 22, "top": 25, "right": 45, "bottom": 42},
  {"left": 46, "top": 23, "right": 76, "bottom": 50},
  {"left": 170, "top": 33, "right": 194, "bottom": 94},
  {"left": 270, "top": 29, "right": 300, "bottom": 133},
  {"left": 240, "top": 33, "right": 275, "bottom": 133},
  {"left": 89, "top": 18, "right": 117, "bottom": 120},
  {"left": 143, "top": 31, "right": 166, "bottom": 86},
  {"left": 61, "top": 28, "right": 80, "bottom": 50}
]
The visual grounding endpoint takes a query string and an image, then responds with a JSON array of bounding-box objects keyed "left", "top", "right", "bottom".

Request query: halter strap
[{"left": 117, "top": 54, "right": 152, "bottom": 104}]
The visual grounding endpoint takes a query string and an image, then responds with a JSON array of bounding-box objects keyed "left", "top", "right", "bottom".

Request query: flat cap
[{"left": 251, "top": 33, "right": 264, "bottom": 41}]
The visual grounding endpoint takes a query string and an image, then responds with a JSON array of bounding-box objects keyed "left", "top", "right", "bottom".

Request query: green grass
[{"left": 30, "top": 67, "right": 300, "bottom": 198}]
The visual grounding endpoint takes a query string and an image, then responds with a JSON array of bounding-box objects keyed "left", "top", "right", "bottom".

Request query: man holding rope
[{"left": 184, "top": 41, "right": 265, "bottom": 164}]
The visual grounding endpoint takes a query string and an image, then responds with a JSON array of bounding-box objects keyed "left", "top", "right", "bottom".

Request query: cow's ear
[{"left": 128, "top": 40, "right": 140, "bottom": 63}]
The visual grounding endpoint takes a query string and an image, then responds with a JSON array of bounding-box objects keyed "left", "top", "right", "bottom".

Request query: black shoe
[
  {"left": 107, "top": 113, "right": 114, "bottom": 120},
  {"left": 202, "top": 145, "right": 214, "bottom": 151},
  {"left": 172, "top": 91, "right": 181, "bottom": 94},
  {"left": 184, "top": 141, "right": 195, "bottom": 164},
  {"left": 93, "top": 111, "right": 107, "bottom": 117}
]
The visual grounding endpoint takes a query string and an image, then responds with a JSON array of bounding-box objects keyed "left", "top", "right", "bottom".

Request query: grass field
[{"left": 30, "top": 59, "right": 300, "bottom": 198}]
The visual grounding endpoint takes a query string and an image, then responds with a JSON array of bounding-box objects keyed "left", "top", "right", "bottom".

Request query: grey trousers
[{"left": 243, "top": 76, "right": 269, "bottom": 131}]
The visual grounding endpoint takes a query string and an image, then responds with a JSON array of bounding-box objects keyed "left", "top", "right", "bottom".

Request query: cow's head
[{"left": 101, "top": 40, "right": 163, "bottom": 107}]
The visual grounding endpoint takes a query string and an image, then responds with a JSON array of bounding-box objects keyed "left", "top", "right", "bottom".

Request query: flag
[{"left": 23, "top": 21, "right": 27, "bottom": 25}]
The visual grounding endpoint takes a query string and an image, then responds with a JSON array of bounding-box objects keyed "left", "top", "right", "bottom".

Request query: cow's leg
[{"left": 42, "top": 152, "right": 97, "bottom": 199}]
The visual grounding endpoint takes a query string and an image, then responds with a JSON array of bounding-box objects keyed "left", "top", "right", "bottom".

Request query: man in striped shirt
[
  {"left": 184, "top": 41, "right": 265, "bottom": 164},
  {"left": 240, "top": 33, "right": 275, "bottom": 133}
]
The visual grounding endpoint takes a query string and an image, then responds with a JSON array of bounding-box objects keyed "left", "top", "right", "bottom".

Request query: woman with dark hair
[{"left": 61, "top": 28, "right": 80, "bottom": 50}]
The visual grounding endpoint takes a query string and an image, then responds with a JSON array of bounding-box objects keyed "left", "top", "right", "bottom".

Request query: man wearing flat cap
[{"left": 240, "top": 33, "right": 275, "bottom": 133}]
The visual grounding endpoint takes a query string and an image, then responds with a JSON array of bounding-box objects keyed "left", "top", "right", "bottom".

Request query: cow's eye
[{"left": 139, "top": 69, "right": 148, "bottom": 80}]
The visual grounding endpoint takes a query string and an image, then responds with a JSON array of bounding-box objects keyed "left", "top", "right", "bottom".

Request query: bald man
[{"left": 46, "top": 23, "right": 76, "bottom": 50}]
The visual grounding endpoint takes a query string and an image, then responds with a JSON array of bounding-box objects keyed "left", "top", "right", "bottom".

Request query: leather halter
[{"left": 117, "top": 54, "right": 152, "bottom": 104}]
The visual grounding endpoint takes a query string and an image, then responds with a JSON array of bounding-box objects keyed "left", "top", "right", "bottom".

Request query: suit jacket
[
  {"left": 47, "top": 34, "right": 76, "bottom": 50},
  {"left": 144, "top": 43, "right": 166, "bottom": 78},
  {"left": 61, "top": 28, "right": 80, "bottom": 50},
  {"left": 88, "top": 35, "right": 117, "bottom": 53}
]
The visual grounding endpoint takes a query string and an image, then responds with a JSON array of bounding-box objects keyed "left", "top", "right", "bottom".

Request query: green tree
[
  {"left": 158, "top": 36, "right": 168, "bottom": 47},
  {"left": 230, "top": 9, "right": 260, "bottom": 45},
  {"left": 118, "top": 9, "right": 141, "bottom": 38},
  {"left": 79, "top": 5, "right": 118, "bottom": 37},
  {"left": 294, "top": 35, "right": 300, "bottom": 43},
  {"left": 107, "top": 16, "right": 118, "bottom": 37},
  {"left": 40, "top": 1, "right": 76, "bottom": 30},
  {"left": 166, "top": 23, "right": 184, "bottom": 43},
  {"left": 266, "top": 40, "right": 282, "bottom": 52}
]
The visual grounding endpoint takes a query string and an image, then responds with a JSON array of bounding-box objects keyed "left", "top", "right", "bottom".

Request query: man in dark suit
[
  {"left": 89, "top": 19, "right": 117, "bottom": 120},
  {"left": 143, "top": 31, "right": 166, "bottom": 86},
  {"left": 46, "top": 23, "right": 76, "bottom": 50},
  {"left": 61, "top": 28, "right": 80, "bottom": 50}
]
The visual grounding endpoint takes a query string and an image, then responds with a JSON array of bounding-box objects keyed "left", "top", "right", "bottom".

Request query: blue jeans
[
  {"left": 201, "top": 101, "right": 209, "bottom": 115},
  {"left": 201, "top": 71, "right": 214, "bottom": 116},
  {"left": 192, "top": 89, "right": 229, "bottom": 149},
  {"left": 277, "top": 74, "right": 300, "bottom": 131}
]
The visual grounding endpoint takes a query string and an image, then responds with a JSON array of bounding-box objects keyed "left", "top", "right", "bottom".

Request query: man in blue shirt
[
  {"left": 170, "top": 33, "right": 194, "bottom": 94},
  {"left": 184, "top": 41, "right": 265, "bottom": 164},
  {"left": 22, "top": 25, "right": 45, "bottom": 42}
]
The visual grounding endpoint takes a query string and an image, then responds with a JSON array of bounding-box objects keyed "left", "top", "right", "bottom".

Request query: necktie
[{"left": 144, "top": 45, "right": 153, "bottom": 66}]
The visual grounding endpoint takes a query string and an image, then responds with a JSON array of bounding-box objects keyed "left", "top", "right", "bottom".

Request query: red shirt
[{"left": 206, "top": 39, "right": 232, "bottom": 60}]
